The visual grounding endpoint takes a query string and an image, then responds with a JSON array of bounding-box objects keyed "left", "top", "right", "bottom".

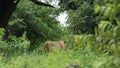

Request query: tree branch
[
  {"left": 31, "top": 0, "right": 55, "bottom": 8},
  {"left": 15, "top": 0, "right": 20, "bottom": 5}
]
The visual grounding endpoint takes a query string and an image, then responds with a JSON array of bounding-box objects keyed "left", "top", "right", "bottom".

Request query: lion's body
[{"left": 44, "top": 41, "right": 66, "bottom": 52}]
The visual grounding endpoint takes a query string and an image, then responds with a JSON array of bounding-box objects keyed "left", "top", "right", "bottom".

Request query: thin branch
[
  {"left": 15, "top": 0, "right": 20, "bottom": 4},
  {"left": 31, "top": 0, "right": 55, "bottom": 8}
]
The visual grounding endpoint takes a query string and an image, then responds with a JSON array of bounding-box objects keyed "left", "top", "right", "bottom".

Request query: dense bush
[
  {"left": 0, "top": 28, "right": 30, "bottom": 60},
  {"left": 0, "top": 48, "right": 110, "bottom": 68}
]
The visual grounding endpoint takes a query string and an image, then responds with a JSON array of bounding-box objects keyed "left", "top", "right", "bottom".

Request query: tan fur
[{"left": 44, "top": 41, "right": 66, "bottom": 52}]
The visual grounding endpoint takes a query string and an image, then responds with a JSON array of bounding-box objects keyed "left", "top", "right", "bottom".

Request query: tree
[
  {"left": 9, "top": 0, "right": 65, "bottom": 51},
  {"left": 0, "top": 0, "right": 54, "bottom": 40},
  {"left": 59, "top": 0, "right": 98, "bottom": 34}
]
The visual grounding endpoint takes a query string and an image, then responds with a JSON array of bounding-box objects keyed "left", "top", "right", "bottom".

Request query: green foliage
[
  {"left": 10, "top": 0, "right": 64, "bottom": 44},
  {"left": 93, "top": 0, "right": 120, "bottom": 56},
  {"left": 95, "top": 0, "right": 120, "bottom": 23},
  {"left": 8, "top": 0, "right": 66, "bottom": 51},
  {"left": 59, "top": 0, "right": 97, "bottom": 34},
  {"left": 10, "top": 19, "right": 26, "bottom": 37},
  {"left": 0, "top": 28, "right": 4, "bottom": 39},
  {"left": 0, "top": 47, "right": 110, "bottom": 68},
  {"left": 0, "top": 0, "right": 120, "bottom": 68},
  {"left": 0, "top": 33, "right": 120, "bottom": 68},
  {"left": 0, "top": 36, "right": 30, "bottom": 60},
  {"left": 65, "top": 34, "right": 120, "bottom": 67}
]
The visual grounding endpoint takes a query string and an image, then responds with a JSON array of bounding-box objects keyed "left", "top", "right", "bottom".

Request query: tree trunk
[{"left": 0, "top": 0, "right": 20, "bottom": 40}]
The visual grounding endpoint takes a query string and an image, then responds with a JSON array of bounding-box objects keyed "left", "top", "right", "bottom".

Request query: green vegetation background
[{"left": 0, "top": 0, "right": 120, "bottom": 68}]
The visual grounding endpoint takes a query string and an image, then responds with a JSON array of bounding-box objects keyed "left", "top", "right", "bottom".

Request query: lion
[{"left": 44, "top": 41, "right": 66, "bottom": 52}]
